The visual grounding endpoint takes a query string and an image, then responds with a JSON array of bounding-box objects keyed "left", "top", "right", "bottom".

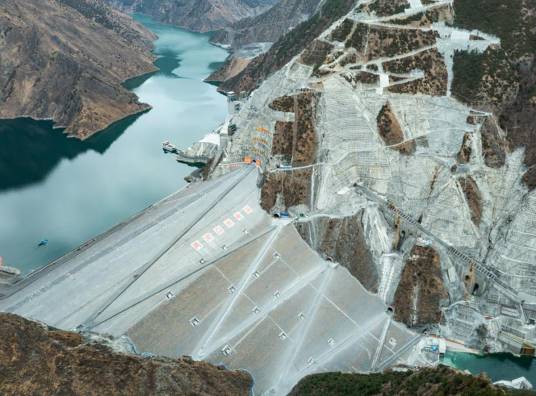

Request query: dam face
[{"left": 0, "top": 166, "right": 418, "bottom": 395}]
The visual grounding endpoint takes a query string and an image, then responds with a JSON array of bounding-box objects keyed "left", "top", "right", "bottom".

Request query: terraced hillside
[{"left": 215, "top": 0, "right": 536, "bottom": 360}]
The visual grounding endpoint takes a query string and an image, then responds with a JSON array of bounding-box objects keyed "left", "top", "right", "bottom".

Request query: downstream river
[
  {"left": 442, "top": 351, "right": 536, "bottom": 384},
  {"left": 0, "top": 15, "right": 228, "bottom": 274}
]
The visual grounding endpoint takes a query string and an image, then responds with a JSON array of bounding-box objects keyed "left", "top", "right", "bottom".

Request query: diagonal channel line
[{"left": 83, "top": 166, "right": 254, "bottom": 328}]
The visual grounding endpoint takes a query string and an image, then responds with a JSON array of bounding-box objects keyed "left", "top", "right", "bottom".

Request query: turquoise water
[
  {"left": 0, "top": 15, "right": 228, "bottom": 274},
  {"left": 442, "top": 351, "right": 536, "bottom": 384}
]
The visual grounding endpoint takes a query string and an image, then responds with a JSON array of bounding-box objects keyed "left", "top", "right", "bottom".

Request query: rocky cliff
[
  {"left": 0, "top": 0, "right": 157, "bottom": 139},
  {"left": 0, "top": 313, "right": 252, "bottom": 395},
  {"left": 393, "top": 244, "right": 448, "bottom": 327},
  {"left": 210, "top": 0, "right": 322, "bottom": 49},
  {"left": 206, "top": 0, "right": 323, "bottom": 85},
  {"left": 107, "top": 0, "right": 277, "bottom": 33},
  {"left": 218, "top": 0, "right": 355, "bottom": 92}
]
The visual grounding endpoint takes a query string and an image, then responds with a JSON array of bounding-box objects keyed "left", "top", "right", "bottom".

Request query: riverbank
[{"left": 429, "top": 336, "right": 536, "bottom": 384}]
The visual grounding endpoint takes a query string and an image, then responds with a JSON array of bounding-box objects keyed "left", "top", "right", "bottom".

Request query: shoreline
[
  {"left": 0, "top": 175, "right": 201, "bottom": 299},
  {"left": 443, "top": 338, "right": 482, "bottom": 355},
  {"left": 0, "top": 61, "right": 158, "bottom": 142},
  {"left": 0, "top": 14, "right": 231, "bottom": 287}
]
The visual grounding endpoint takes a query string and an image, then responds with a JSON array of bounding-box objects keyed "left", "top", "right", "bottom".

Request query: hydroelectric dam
[{"left": 0, "top": 165, "right": 421, "bottom": 395}]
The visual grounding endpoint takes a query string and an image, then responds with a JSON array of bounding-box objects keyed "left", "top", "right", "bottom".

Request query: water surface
[
  {"left": 0, "top": 15, "right": 228, "bottom": 274},
  {"left": 442, "top": 351, "right": 536, "bottom": 384}
]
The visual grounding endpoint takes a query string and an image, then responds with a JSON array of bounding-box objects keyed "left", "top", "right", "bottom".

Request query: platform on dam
[{"left": 0, "top": 165, "right": 419, "bottom": 395}]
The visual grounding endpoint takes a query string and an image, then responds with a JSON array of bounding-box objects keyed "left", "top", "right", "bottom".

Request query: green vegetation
[
  {"left": 451, "top": 48, "right": 517, "bottom": 105},
  {"left": 330, "top": 19, "right": 354, "bottom": 42},
  {"left": 369, "top": 0, "right": 409, "bottom": 17},
  {"left": 289, "top": 366, "right": 536, "bottom": 396},
  {"left": 390, "top": 10, "right": 426, "bottom": 25},
  {"left": 453, "top": 0, "right": 536, "bottom": 57},
  {"left": 345, "top": 23, "right": 369, "bottom": 51},
  {"left": 451, "top": 50, "right": 485, "bottom": 103}
]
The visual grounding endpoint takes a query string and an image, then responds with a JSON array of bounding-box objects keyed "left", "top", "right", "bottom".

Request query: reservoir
[{"left": 0, "top": 15, "right": 228, "bottom": 274}]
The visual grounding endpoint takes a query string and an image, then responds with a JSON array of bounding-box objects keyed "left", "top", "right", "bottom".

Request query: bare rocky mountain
[
  {"left": 107, "top": 0, "right": 277, "bottom": 33},
  {"left": 210, "top": 0, "right": 322, "bottom": 49},
  {"left": 218, "top": 0, "right": 356, "bottom": 92},
  {"left": 0, "top": 0, "right": 157, "bottom": 139},
  {"left": 0, "top": 313, "right": 252, "bottom": 395},
  {"left": 206, "top": 0, "right": 323, "bottom": 84}
]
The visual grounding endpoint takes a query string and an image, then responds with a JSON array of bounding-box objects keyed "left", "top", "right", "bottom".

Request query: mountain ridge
[
  {"left": 0, "top": 0, "right": 157, "bottom": 139},
  {"left": 0, "top": 313, "right": 253, "bottom": 395},
  {"left": 106, "top": 0, "right": 278, "bottom": 33}
]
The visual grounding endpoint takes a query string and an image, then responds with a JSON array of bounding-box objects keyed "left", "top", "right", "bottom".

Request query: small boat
[
  {"left": 38, "top": 239, "right": 48, "bottom": 247},
  {"left": 162, "top": 141, "right": 178, "bottom": 154}
]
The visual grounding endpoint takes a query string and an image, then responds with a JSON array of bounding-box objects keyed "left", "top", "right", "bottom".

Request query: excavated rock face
[
  {"left": 215, "top": 0, "right": 536, "bottom": 356},
  {"left": 377, "top": 102, "right": 416, "bottom": 155},
  {"left": 0, "top": 313, "right": 252, "bottom": 396},
  {"left": 219, "top": 0, "right": 355, "bottom": 93},
  {"left": 393, "top": 245, "right": 447, "bottom": 327},
  {"left": 459, "top": 176, "right": 482, "bottom": 227},
  {"left": 296, "top": 213, "right": 379, "bottom": 293},
  {"left": 0, "top": 0, "right": 157, "bottom": 139},
  {"left": 261, "top": 91, "right": 319, "bottom": 211}
]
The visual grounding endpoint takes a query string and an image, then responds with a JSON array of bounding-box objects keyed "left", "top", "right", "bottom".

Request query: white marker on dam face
[
  {"left": 191, "top": 240, "right": 203, "bottom": 251},
  {"left": 202, "top": 233, "right": 214, "bottom": 243},
  {"left": 213, "top": 225, "right": 225, "bottom": 236}
]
